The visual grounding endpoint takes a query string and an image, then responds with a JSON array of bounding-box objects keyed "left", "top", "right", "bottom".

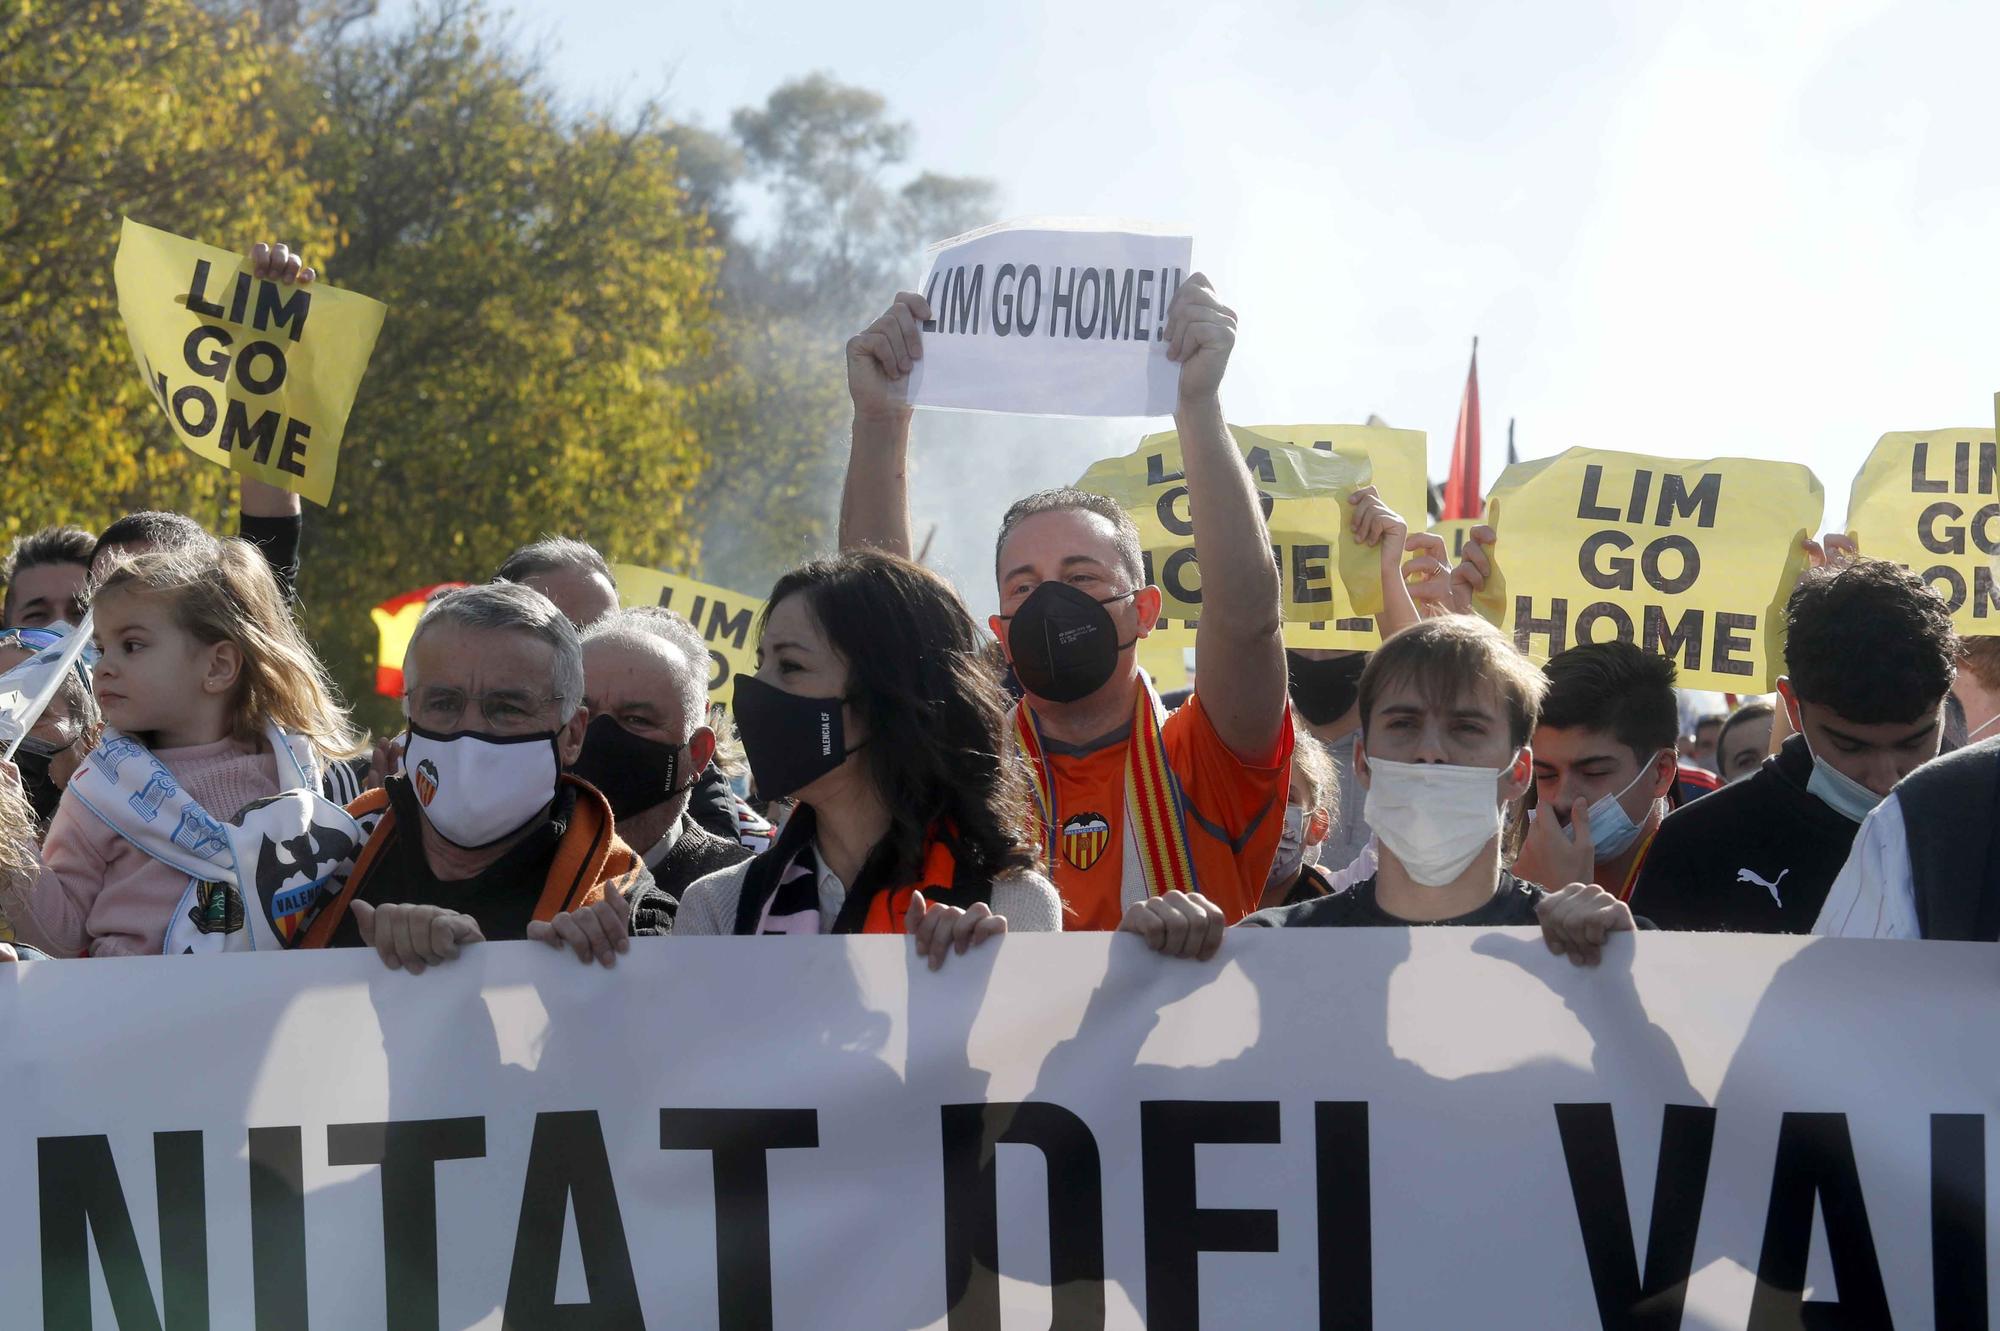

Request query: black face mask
[
  {"left": 570, "top": 714, "right": 684, "bottom": 821},
  {"left": 1001, "top": 581, "right": 1137, "bottom": 704},
  {"left": 732, "top": 674, "right": 853, "bottom": 801},
  {"left": 13, "top": 737, "right": 66, "bottom": 826},
  {"left": 1286, "top": 649, "right": 1368, "bottom": 726}
]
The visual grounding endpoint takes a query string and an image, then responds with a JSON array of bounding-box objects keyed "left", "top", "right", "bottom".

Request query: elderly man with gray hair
[
  {"left": 568, "top": 606, "right": 751, "bottom": 930},
  {"left": 300, "top": 581, "right": 654, "bottom": 967}
]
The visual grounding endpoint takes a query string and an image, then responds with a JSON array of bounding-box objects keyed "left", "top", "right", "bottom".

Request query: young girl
[{"left": 0, "top": 540, "right": 367, "bottom": 957}]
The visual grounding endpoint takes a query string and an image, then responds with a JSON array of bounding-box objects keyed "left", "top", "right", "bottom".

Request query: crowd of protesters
[{"left": 3, "top": 246, "right": 1995, "bottom": 976}]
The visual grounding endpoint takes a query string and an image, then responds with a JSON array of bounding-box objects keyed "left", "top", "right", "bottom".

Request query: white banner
[
  {"left": 2, "top": 932, "right": 1994, "bottom": 1328},
  {"left": 904, "top": 220, "right": 1193, "bottom": 418}
]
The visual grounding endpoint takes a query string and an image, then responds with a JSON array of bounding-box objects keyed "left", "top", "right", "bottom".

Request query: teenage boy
[
  {"left": 1118, "top": 616, "right": 1636, "bottom": 965},
  {"left": 1512, "top": 643, "right": 1685, "bottom": 903},
  {"left": 1627, "top": 560, "right": 1957, "bottom": 932}
]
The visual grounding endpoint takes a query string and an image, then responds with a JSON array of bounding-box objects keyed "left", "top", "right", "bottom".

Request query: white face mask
[
  {"left": 403, "top": 724, "right": 561, "bottom": 849},
  {"left": 1968, "top": 711, "right": 2000, "bottom": 743},
  {"left": 1361, "top": 753, "right": 1515, "bottom": 887}
]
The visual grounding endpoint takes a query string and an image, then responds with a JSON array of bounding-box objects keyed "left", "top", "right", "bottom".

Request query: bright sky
[{"left": 379, "top": 0, "right": 1999, "bottom": 554}]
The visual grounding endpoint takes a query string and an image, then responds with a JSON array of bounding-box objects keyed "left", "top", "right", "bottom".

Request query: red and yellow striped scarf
[{"left": 1012, "top": 671, "right": 1196, "bottom": 900}]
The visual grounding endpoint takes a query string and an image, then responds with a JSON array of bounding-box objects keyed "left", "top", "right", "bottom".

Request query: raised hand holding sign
[{"left": 113, "top": 218, "right": 386, "bottom": 505}]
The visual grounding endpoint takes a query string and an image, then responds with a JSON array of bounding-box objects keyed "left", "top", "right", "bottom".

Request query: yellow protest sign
[
  {"left": 1429, "top": 518, "right": 1484, "bottom": 562},
  {"left": 113, "top": 218, "right": 386, "bottom": 506},
  {"left": 1476, "top": 447, "right": 1823, "bottom": 691},
  {"left": 1845, "top": 429, "right": 2000, "bottom": 637},
  {"left": 1246, "top": 422, "right": 1430, "bottom": 526},
  {"left": 1137, "top": 635, "right": 1190, "bottom": 691},
  {"left": 611, "top": 565, "right": 766, "bottom": 706},
  {"left": 1074, "top": 423, "right": 1426, "bottom": 654}
]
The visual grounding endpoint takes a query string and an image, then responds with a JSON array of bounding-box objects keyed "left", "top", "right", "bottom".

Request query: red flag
[
  {"left": 1443, "top": 338, "right": 1482, "bottom": 520},
  {"left": 370, "top": 583, "right": 466, "bottom": 697}
]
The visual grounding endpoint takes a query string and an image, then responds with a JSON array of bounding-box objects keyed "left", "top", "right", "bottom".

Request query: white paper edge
[
  {"left": 908, "top": 401, "right": 1179, "bottom": 422},
  {"left": 922, "top": 217, "right": 1195, "bottom": 258}
]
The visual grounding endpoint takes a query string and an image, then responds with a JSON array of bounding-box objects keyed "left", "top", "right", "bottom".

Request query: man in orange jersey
[{"left": 840, "top": 274, "right": 1291, "bottom": 927}]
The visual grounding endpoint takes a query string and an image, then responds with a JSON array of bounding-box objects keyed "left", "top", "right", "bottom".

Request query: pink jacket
[{"left": 0, "top": 736, "right": 281, "bottom": 958}]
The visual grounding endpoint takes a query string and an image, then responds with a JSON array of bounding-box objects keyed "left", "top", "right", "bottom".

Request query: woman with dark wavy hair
[{"left": 677, "top": 551, "right": 1061, "bottom": 963}]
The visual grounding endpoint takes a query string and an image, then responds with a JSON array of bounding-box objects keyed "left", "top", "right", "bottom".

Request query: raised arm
[
  {"left": 1348, "top": 484, "right": 1421, "bottom": 637},
  {"left": 838, "top": 292, "right": 932, "bottom": 558},
  {"left": 1175, "top": 276, "right": 1286, "bottom": 760},
  {"left": 237, "top": 243, "right": 312, "bottom": 593}
]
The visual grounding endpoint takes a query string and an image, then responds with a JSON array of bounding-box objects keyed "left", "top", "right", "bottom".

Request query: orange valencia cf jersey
[{"left": 1033, "top": 693, "right": 1292, "bottom": 930}]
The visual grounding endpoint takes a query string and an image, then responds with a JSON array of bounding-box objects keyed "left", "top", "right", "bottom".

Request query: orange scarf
[{"left": 735, "top": 806, "right": 978, "bottom": 935}]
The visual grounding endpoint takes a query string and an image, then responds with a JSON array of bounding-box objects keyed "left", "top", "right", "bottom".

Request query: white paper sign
[
  {"left": 3, "top": 932, "right": 1994, "bottom": 1328},
  {"left": 0, "top": 614, "right": 91, "bottom": 760},
  {"left": 905, "top": 220, "right": 1193, "bottom": 417}
]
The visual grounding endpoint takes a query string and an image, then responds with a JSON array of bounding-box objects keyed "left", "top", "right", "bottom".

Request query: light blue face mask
[
  {"left": 1565, "top": 752, "right": 1660, "bottom": 860},
  {"left": 1801, "top": 737, "right": 1884, "bottom": 823},
  {"left": 1784, "top": 694, "right": 1888, "bottom": 824}
]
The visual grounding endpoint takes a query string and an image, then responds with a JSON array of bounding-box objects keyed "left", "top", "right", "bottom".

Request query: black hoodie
[{"left": 1626, "top": 734, "right": 1860, "bottom": 933}]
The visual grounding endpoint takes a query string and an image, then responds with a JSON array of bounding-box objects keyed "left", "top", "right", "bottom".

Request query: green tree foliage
[
  {"left": 1, "top": 0, "right": 721, "bottom": 734},
  {"left": 1, "top": 6, "right": 992, "bottom": 733},
  {"left": 0, "top": 0, "right": 330, "bottom": 529},
  {"left": 683, "top": 73, "right": 997, "bottom": 591},
  {"left": 285, "top": 6, "right": 720, "bottom": 732}
]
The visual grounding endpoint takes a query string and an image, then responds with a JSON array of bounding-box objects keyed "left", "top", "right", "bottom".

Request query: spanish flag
[{"left": 370, "top": 584, "right": 464, "bottom": 697}]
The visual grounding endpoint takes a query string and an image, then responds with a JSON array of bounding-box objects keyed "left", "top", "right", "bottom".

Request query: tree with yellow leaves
[
  {"left": 1, "top": 1, "right": 723, "bottom": 733},
  {"left": 280, "top": 6, "right": 722, "bottom": 730},
  {"left": 0, "top": 0, "right": 331, "bottom": 530}
]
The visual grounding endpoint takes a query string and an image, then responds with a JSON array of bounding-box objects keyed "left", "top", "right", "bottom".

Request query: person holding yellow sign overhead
[
  {"left": 1283, "top": 486, "right": 1429, "bottom": 882},
  {"left": 841, "top": 276, "right": 1293, "bottom": 928},
  {"left": 90, "top": 244, "right": 334, "bottom": 608}
]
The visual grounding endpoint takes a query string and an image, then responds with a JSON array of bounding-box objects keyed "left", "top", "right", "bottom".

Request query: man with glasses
[
  {"left": 299, "top": 582, "right": 654, "bottom": 967},
  {"left": 840, "top": 275, "right": 1293, "bottom": 928}
]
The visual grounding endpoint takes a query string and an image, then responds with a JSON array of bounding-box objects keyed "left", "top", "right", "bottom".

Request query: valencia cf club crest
[
  {"left": 413, "top": 757, "right": 440, "bottom": 806},
  {"left": 1061, "top": 812, "right": 1112, "bottom": 870}
]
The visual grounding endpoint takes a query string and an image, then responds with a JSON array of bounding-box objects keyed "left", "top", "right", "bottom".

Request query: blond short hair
[{"left": 1358, "top": 616, "right": 1548, "bottom": 749}]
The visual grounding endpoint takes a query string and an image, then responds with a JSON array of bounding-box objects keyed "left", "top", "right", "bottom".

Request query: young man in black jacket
[{"left": 1627, "top": 559, "right": 1957, "bottom": 932}]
